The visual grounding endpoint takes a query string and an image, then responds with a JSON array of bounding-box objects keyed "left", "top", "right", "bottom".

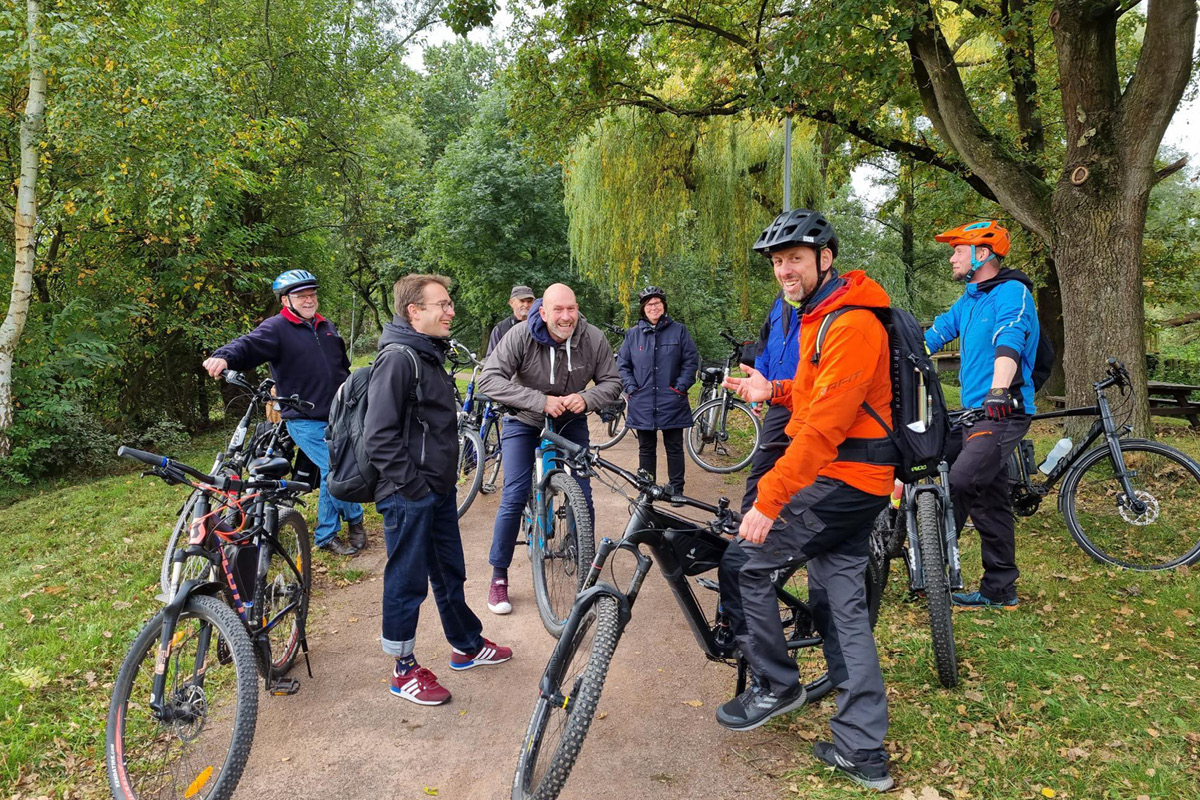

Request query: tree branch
[
  {"left": 1160, "top": 311, "right": 1200, "bottom": 328},
  {"left": 1000, "top": 0, "right": 1045, "bottom": 166},
  {"left": 1154, "top": 156, "right": 1188, "bottom": 183},
  {"left": 1118, "top": 0, "right": 1198, "bottom": 169},
  {"left": 631, "top": 1, "right": 753, "bottom": 50},
  {"left": 905, "top": 0, "right": 1052, "bottom": 239}
]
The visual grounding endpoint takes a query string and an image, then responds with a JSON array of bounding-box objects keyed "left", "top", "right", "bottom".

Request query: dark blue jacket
[
  {"left": 753, "top": 292, "right": 801, "bottom": 381},
  {"left": 617, "top": 316, "right": 699, "bottom": 430},
  {"left": 211, "top": 307, "right": 351, "bottom": 421}
]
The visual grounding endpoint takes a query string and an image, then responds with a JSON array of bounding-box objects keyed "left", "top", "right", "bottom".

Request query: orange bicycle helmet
[{"left": 935, "top": 220, "right": 1010, "bottom": 257}]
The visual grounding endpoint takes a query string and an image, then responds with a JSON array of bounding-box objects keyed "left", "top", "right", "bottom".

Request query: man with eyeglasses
[{"left": 203, "top": 269, "right": 366, "bottom": 556}]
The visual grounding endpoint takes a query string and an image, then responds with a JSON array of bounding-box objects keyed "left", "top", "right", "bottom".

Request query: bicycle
[
  {"left": 507, "top": 410, "right": 596, "bottom": 637},
  {"left": 869, "top": 408, "right": 985, "bottom": 689},
  {"left": 160, "top": 370, "right": 316, "bottom": 594},
  {"left": 106, "top": 446, "right": 313, "bottom": 800},
  {"left": 685, "top": 330, "right": 762, "bottom": 473},
  {"left": 448, "top": 340, "right": 504, "bottom": 517},
  {"left": 589, "top": 322, "right": 632, "bottom": 450},
  {"left": 1004, "top": 359, "right": 1200, "bottom": 570},
  {"left": 513, "top": 428, "right": 886, "bottom": 799}
]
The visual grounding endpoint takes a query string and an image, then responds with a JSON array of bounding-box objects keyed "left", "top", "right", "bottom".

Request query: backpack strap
[
  {"left": 378, "top": 344, "right": 428, "bottom": 464},
  {"left": 811, "top": 305, "right": 872, "bottom": 365}
]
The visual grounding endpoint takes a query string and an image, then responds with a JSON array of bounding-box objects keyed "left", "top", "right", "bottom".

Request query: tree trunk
[
  {"left": 1052, "top": 181, "right": 1152, "bottom": 437},
  {"left": 0, "top": 0, "right": 46, "bottom": 459}
]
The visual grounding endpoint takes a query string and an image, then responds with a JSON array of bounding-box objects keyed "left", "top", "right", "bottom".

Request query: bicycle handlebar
[
  {"left": 221, "top": 370, "right": 314, "bottom": 411},
  {"left": 537, "top": 427, "right": 742, "bottom": 524},
  {"left": 118, "top": 446, "right": 310, "bottom": 494}
]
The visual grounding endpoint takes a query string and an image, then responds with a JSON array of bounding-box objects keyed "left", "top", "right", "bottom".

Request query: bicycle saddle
[
  {"left": 702, "top": 367, "right": 724, "bottom": 380},
  {"left": 248, "top": 456, "right": 292, "bottom": 479}
]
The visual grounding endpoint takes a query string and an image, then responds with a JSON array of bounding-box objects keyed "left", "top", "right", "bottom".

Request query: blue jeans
[
  {"left": 488, "top": 416, "right": 594, "bottom": 570},
  {"left": 286, "top": 418, "right": 363, "bottom": 546},
  {"left": 378, "top": 490, "right": 483, "bottom": 658}
]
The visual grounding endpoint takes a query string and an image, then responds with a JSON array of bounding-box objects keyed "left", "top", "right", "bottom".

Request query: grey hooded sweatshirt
[{"left": 479, "top": 297, "right": 622, "bottom": 430}]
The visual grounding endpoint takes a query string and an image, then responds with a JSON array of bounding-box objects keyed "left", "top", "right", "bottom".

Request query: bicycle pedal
[
  {"left": 480, "top": 484, "right": 497, "bottom": 495},
  {"left": 695, "top": 577, "right": 720, "bottom": 593},
  {"left": 268, "top": 677, "right": 301, "bottom": 696}
]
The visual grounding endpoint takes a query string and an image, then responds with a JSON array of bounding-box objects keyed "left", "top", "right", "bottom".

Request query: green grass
[{"left": 0, "top": 431, "right": 377, "bottom": 798}]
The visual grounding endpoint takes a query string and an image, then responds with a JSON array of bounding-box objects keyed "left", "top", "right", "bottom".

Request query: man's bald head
[{"left": 540, "top": 283, "right": 580, "bottom": 343}]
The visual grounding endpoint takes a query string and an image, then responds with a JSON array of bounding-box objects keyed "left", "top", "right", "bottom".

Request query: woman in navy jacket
[{"left": 617, "top": 286, "right": 700, "bottom": 495}]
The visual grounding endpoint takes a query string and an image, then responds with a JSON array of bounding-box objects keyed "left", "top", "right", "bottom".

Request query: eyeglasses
[
  {"left": 289, "top": 290, "right": 318, "bottom": 300},
  {"left": 415, "top": 300, "right": 455, "bottom": 312},
  {"left": 643, "top": 299, "right": 664, "bottom": 308}
]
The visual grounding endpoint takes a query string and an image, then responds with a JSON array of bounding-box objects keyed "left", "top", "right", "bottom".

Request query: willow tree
[
  {"left": 483, "top": 0, "right": 1198, "bottom": 432},
  {"left": 565, "top": 110, "right": 824, "bottom": 319}
]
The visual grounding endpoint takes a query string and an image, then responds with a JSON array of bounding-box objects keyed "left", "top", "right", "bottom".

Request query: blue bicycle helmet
[{"left": 272, "top": 269, "right": 318, "bottom": 299}]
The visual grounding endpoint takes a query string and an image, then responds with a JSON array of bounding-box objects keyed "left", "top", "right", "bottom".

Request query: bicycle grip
[
  {"left": 117, "top": 446, "right": 169, "bottom": 469},
  {"left": 539, "top": 427, "right": 584, "bottom": 458}
]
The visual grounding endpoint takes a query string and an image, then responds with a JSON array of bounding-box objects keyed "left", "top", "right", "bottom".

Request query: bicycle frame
[{"left": 525, "top": 419, "right": 572, "bottom": 547}]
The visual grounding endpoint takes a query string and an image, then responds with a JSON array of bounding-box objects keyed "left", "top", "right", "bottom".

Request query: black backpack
[
  {"left": 325, "top": 344, "right": 423, "bottom": 504},
  {"left": 814, "top": 305, "right": 950, "bottom": 483},
  {"left": 1031, "top": 327, "right": 1055, "bottom": 392}
]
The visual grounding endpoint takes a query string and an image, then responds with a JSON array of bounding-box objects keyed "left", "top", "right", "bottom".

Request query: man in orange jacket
[{"left": 716, "top": 209, "right": 895, "bottom": 793}]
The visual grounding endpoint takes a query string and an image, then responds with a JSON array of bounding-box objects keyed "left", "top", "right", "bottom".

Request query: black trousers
[
  {"left": 740, "top": 402, "right": 792, "bottom": 514},
  {"left": 634, "top": 428, "right": 686, "bottom": 493},
  {"left": 946, "top": 414, "right": 1031, "bottom": 602}
]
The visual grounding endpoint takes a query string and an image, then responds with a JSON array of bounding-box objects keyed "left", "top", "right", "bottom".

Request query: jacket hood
[
  {"left": 972, "top": 267, "right": 1034, "bottom": 295},
  {"left": 801, "top": 269, "right": 890, "bottom": 323},
  {"left": 379, "top": 317, "right": 450, "bottom": 365},
  {"left": 527, "top": 297, "right": 589, "bottom": 348}
]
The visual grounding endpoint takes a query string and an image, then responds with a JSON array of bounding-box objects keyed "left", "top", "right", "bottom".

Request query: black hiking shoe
[
  {"left": 812, "top": 741, "right": 895, "bottom": 792},
  {"left": 346, "top": 521, "right": 368, "bottom": 551},
  {"left": 319, "top": 536, "right": 358, "bottom": 557},
  {"left": 715, "top": 680, "right": 806, "bottom": 731}
]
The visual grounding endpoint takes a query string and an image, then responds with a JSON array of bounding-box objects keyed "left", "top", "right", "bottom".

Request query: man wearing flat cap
[{"left": 487, "top": 285, "right": 537, "bottom": 355}]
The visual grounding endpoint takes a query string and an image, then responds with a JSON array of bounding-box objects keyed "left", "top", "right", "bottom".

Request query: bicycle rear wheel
[
  {"left": 263, "top": 508, "right": 311, "bottom": 678},
  {"left": 456, "top": 428, "right": 485, "bottom": 518},
  {"left": 513, "top": 594, "right": 621, "bottom": 800},
  {"left": 106, "top": 594, "right": 259, "bottom": 800},
  {"left": 685, "top": 397, "right": 761, "bottom": 473},
  {"left": 1060, "top": 439, "right": 1200, "bottom": 570},
  {"left": 915, "top": 491, "right": 957, "bottom": 688},
  {"left": 588, "top": 398, "right": 629, "bottom": 450},
  {"left": 481, "top": 416, "right": 503, "bottom": 493},
  {"left": 531, "top": 473, "right": 596, "bottom": 637}
]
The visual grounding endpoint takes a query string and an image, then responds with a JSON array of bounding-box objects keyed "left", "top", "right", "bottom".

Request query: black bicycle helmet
[
  {"left": 752, "top": 209, "right": 839, "bottom": 259},
  {"left": 638, "top": 285, "right": 667, "bottom": 304}
]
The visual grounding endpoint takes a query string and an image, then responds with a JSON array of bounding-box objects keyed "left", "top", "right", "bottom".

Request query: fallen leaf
[
  {"left": 423, "top": 789, "right": 438, "bottom": 796},
  {"left": 42, "top": 586, "right": 67, "bottom": 595},
  {"left": 348, "top": 617, "right": 359, "bottom": 623},
  {"left": 1042, "top": 788, "right": 1056, "bottom": 798},
  {"left": 597, "top": 711, "right": 608, "bottom": 720},
  {"left": 1147, "top": 728, "right": 1160, "bottom": 738},
  {"left": 683, "top": 699, "right": 703, "bottom": 708}
]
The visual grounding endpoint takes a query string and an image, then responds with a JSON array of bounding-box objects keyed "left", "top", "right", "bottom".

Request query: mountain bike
[
  {"left": 513, "top": 428, "right": 886, "bottom": 799},
  {"left": 449, "top": 340, "right": 504, "bottom": 517},
  {"left": 160, "top": 370, "right": 316, "bottom": 594},
  {"left": 589, "top": 322, "right": 631, "bottom": 450},
  {"left": 107, "top": 446, "right": 313, "bottom": 800},
  {"left": 686, "top": 331, "right": 761, "bottom": 473},
  {"left": 868, "top": 408, "right": 986, "bottom": 689},
  {"left": 1005, "top": 359, "right": 1200, "bottom": 570}
]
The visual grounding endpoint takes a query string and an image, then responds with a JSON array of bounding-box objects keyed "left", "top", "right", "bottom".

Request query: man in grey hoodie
[{"left": 478, "top": 283, "right": 623, "bottom": 614}]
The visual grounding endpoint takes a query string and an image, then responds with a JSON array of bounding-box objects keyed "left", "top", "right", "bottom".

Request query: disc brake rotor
[{"left": 1118, "top": 490, "right": 1159, "bottom": 525}]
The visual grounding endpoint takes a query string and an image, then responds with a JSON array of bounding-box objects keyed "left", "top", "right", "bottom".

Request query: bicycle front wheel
[
  {"left": 456, "top": 428, "right": 485, "bottom": 518},
  {"left": 513, "top": 594, "right": 621, "bottom": 800},
  {"left": 915, "top": 491, "right": 957, "bottom": 688},
  {"left": 1060, "top": 439, "right": 1200, "bottom": 570},
  {"left": 161, "top": 490, "right": 215, "bottom": 595},
  {"left": 106, "top": 594, "right": 259, "bottom": 800},
  {"left": 685, "top": 398, "right": 761, "bottom": 473},
  {"left": 588, "top": 398, "right": 629, "bottom": 450},
  {"left": 531, "top": 472, "right": 596, "bottom": 637},
  {"left": 263, "top": 508, "right": 311, "bottom": 677}
]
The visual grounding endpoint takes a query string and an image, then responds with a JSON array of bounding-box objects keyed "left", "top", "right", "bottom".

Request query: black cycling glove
[{"left": 983, "top": 387, "right": 1016, "bottom": 420}]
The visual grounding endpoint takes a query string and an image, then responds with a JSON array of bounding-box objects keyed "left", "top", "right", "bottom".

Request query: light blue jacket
[{"left": 924, "top": 268, "right": 1040, "bottom": 414}]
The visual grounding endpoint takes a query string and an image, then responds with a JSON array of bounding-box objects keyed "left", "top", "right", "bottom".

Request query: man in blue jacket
[
  {"left": 925, "top": 221, "right": 1039, "bottom": 610},
  {"left": 203, "top": 270, "right": 364, "bottom": 556}
]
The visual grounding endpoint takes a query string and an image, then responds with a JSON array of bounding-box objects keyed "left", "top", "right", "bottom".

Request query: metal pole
[{"left": 783, "top": 116, "right": 792, "bottom": 212}]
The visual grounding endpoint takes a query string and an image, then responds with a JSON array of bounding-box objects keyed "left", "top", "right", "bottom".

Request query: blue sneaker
[{"left": 952, "top": 591, "right": 1018, "bottom": 610}]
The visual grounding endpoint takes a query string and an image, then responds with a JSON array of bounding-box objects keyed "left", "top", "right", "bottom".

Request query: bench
[{"left": 1039, "top": 381, "right": 1200, "bottom": 429}]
